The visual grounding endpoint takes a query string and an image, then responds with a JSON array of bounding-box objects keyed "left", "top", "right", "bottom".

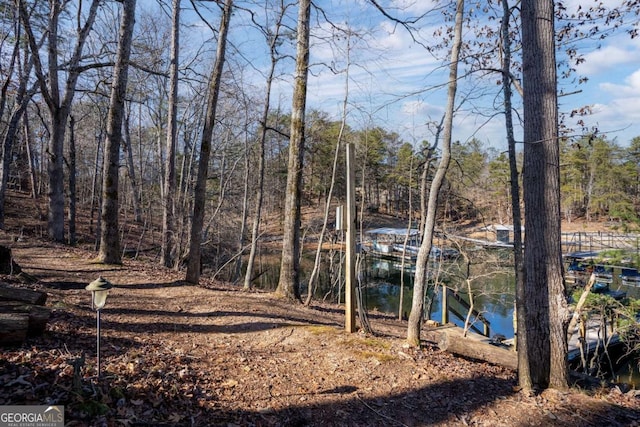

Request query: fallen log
[
  {"left": 0, "top": 284, "right": 47, "bottom": 305},
  {"left": 0, "top": 301, "right": 50, "bottom": 336},
  {"left": 0, "top": 279, "right": 51, "bottom": 345},
  {"left": 437, "top": 328, "right": 518, "bottom": 371},
  {"left": 0, "top": 312, "right": 29, "bottom": 345}
]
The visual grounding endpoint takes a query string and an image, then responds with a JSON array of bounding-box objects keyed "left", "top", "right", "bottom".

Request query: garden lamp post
[{"left": 85, "top": 277, "right": 113, "bottom": 378}]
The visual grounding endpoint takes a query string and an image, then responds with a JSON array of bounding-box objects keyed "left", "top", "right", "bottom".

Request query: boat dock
[
  {"left": 567, "top": 316, "right": 621, "bottom": 365},
  {"left": 361, "top": 228, "right": 459, "bottom": 262},
  {"left": 562, "top": 231, "right": 640, "bottom": 254},
  {"left": 425, "top": 316, "right": 622, "bottom": 371}
]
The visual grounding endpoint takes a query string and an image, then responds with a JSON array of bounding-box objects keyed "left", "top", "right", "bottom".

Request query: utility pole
[{"left": 345, "top": 143, "right": 356, "bottom": 332}]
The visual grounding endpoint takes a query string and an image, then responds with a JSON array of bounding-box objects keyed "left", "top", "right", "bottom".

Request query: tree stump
[{"left": 0, "top": 245, "right": 21, "bottom": 274}]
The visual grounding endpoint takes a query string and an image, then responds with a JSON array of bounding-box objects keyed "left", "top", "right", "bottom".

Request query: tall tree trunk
[
  {"left": 44, "top": 0, "right": 65, "bottom": 243},
  {"left": 501, "top": 0, "right": 528, "bottom": 390},
  {"left": 407, "top": 0, "right": 463, "bottom": 346},
  {"left": 24, "top": 116, "right": 37, "bottom": 199},
  {"left": 418, "top": 140, "right": 438, "bottom": 237},
  {"left": 123, "top": 108, "right": 142, "bottom": 222},
  {"left": 185, "top": 0, "right": 233, "bottom": 284},
  {"left": 97, "top": 0, "right": 136, "bottom": 264},
  {"left": 47, "top": 114, "right": 66, "bottom": 242},
  {"left": 90, "top": 131, "right": 102, "bottom": 236},
  {"left": 521, "top": 0, "right": 569, "bottom": 391},
  {"left": 398, "top": 156, "right": 414, "bottom": 320},
  {"left": 68, "top": 116, "right": 77, "bottom": 245},
  {"left": 162, "top": 0, "right": 180, "bottom": 268},
  {"left": 275, "top": 0, "right": 311, "bottom": 301},
  {"left": 585, "top": 160, "right": 595, "bottom": 222},
  {"left": 236, "top": 125, "right": 250, "bottom": 283}
]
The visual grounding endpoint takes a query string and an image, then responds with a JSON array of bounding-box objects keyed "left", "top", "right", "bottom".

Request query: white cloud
[
  {"left": 402, "top": 100, "right": 428, "bottom": 115},
  {"left": 627, "top": 69, "right": 640, "bottom": 90},
  {"left": 600, "top": 68, "right": 640, "bottom": 96},
  {"left": 584, "top": 98, "right": 640, "bottom": 143},
  {"left": 577, "top": 40, "right": 640, "bottom": 76},
  {"left": 377, "top": 21, "right": 408, "bottom": 50}
]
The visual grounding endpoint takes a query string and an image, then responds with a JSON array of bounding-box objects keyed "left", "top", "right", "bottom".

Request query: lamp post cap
[{"left": 86, "top": 277, "right": 114, "bottom": 292}]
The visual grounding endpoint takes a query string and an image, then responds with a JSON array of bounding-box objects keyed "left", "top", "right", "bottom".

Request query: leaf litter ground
[{"left": 1, "top": 238, "right": 639, "bottom": 426}]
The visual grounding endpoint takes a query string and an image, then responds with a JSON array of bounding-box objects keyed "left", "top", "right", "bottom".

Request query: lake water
[{"left": 362, "top": 258, "right": 515, "bottom": 337}]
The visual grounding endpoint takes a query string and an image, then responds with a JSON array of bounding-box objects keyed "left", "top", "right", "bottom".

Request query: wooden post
[
  {"left": 345, "top": 143, "right": 356, "bottom": 333},
  {"left": 441, "top": 285, "right": 449, "bottom": 325}
]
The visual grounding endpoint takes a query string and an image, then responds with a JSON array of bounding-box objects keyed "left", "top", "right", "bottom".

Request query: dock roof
[{"left": 365, "top": 228, "right": 419, "bottom": 236}]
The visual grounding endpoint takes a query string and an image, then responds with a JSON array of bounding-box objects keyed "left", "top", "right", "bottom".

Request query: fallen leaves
[
  {"left": 1, "top": 253, "right": 639, "bottom": 427},
  {"left": 220, "top": 379, "right": 238, "bottom": 388}
]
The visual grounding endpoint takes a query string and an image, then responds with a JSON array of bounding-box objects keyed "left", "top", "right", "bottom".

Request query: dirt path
[{"left": 2, "top": 238, "right": 639, "bottom": 426}]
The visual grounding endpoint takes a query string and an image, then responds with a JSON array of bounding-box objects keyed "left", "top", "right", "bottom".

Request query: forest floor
[{"left": 0, "top": 192, "right": 639, "bottom": 426}]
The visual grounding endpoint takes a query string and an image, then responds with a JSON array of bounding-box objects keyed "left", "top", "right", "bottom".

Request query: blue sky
[
  {"left": 181, "top": 0, "right": 640, "bottom": 150},
  {"left": 574, "top": 32, "right": 640, "bottom": 145}
]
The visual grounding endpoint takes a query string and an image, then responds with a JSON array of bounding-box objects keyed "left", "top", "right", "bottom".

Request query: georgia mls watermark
[{"left": 0, "top": 406, "right": 64, "bottom": 427}]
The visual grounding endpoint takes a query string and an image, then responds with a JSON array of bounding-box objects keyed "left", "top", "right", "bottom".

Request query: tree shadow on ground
[
  {"left": 3, "top": 293, "right": 638, "bottom": 426},
  {"left": 104, "top": 318, "right": 306, "bottom": 335},
  {"left": 22, "top": 266, "right": 124, "bottom": 276},
  {"left": 39, "top": 281, "right": 187, "bottom": 290},
  {"left": 99, "top": 372, "right": 640, "bottom": 426},
  {"left": 5, "top": 331, "right": 638, "bottom": 427},
  {"left": 45, "top": 280, "right": 97, "bottom": 290},
  {"left": 310, "top": 303, "right": 398, "bottom": 321},
  {"left": 20, "top": 280, "right": 638, "bottom": 426},
  {"left": 36, "top": 310, "right": 150, "bottom": 354},
  {"left": 113, "top": 281, "right": 195, "bottom": 290},
  {"left": 101, "top": 308, "right": 338, "bottom": 335}
]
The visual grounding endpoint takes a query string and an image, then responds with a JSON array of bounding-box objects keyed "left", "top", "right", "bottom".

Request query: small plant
[{"left": 356, "top": 350, "right": 396, "bottom": 362}]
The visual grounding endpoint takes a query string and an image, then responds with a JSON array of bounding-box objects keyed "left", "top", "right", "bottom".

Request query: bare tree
[
  {"left": 97, "top": 0, "right": 137, "bottom": 264},
  {"left": 0, "top": 32, "right": 39, "bottom": 227},
  {"left": 18, "top": 0, "right": 100, "bottom": 242},
  {"left": 161, "top": 0, "right": 181, "bottom": 269},
  {"left": 275, "top": 0, "right": 311, "bottom": 301},
  {"left": 243, "top": 0, "right": 292, "bottom": 290},
  {"left": 407, "top": 0, "right": 464, "bottom": 346},
  {"left": 67, "top": 116, "right": 77, "bottom": 245},
  {"left": 185, "top": 0, "right": 233, "bottom": 284},
  {"left": 0, "top": 6, "right": 20, "bottom": 123},
  {"left": 305, "top": 27, "right": 353, "bottom": 305}
]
